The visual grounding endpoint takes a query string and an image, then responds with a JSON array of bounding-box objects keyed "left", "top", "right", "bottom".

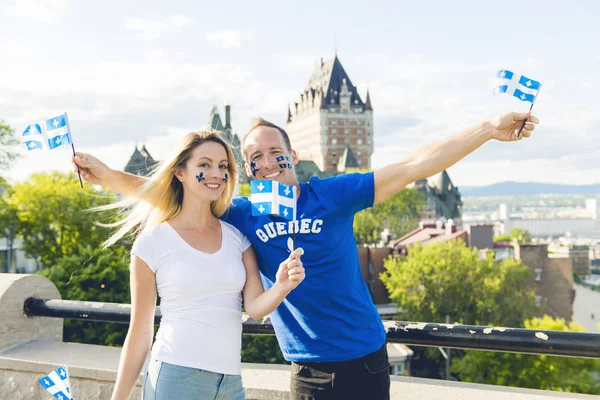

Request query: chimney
[{"left": 224, "top": 103, "right": 231, "bottom": 129}]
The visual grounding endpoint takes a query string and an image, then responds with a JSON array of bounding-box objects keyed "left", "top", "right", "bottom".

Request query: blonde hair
[{"left": 100, "top": 130, "right": 237, "bottom": 247}]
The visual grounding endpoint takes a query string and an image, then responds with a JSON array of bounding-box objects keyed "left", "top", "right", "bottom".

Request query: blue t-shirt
[{"left": 222, "top": 172, "right": 386, "bottom": 362}]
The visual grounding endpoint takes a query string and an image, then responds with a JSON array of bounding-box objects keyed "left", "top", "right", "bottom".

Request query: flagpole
[
  {"left": 516, "top": 83, "right": 542, "bottom": 138},
  {"left": 64, "top": 112, "right": 83, "bottom": 188},
  {"left": 292, "top": 186, "right": 297, "bottom": 251}
]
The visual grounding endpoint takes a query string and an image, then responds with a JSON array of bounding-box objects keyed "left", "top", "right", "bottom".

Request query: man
[{"left": 74, "top": 111, "right": 538, "bottom": 399}]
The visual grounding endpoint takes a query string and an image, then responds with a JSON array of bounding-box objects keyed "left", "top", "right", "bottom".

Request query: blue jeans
[{"left": 143, "top": 359, "right": 245, "bottom": 400}]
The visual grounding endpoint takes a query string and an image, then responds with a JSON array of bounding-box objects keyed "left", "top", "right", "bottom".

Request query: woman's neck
[{"left": 171, "top": 197, "right": 218, "bottom": 229}]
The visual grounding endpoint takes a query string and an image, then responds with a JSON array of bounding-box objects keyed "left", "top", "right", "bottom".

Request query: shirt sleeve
[
  {"left": 240, "top": 232, "right": 251, "bottom": 253},
  {"left": 312, "top": 172, "right": 375, "bottom": 215},
  {"left": 221, "top": 197, "right": 249, "bottom": 227},
  {"left": 131, "top": 232, "right": 158, "bottom": 272}
]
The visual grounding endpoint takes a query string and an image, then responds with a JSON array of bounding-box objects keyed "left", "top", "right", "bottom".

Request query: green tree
[
  {"left": 354, "top": 188, "right": 425, "bottom": 245},
  {"left": 452, "top": 315, "right": 600, "bottom": 395},
  {"left": 238, "top": 182, "right": 250, "bottom": 197},
  {"left": 0, "top": 182, "right": 19, "bottom": 272},
  {"left": 381, "top": 240, "right": 537, "bottom": 327},
  {"left": 0, "top": 120, "right": 20, "bottom": 179},
  {"left": 9, "top": 172, "right": 116, "bottom": 268},
  {"left": 242, "top": 336, "right": 286, "bottom": 364},
  {"left": 380, "top": 240, "right": 537, "bottom": 379},
  {"left": 39, "top": 245, "right": 133, "bottom": 346},
  {"left": 494, "top": 228, "right": 532, "bottom": 243}
]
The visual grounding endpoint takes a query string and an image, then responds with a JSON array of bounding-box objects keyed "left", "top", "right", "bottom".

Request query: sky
[{"left": 1, "top": 0, "right": 599, "bottom": 187}]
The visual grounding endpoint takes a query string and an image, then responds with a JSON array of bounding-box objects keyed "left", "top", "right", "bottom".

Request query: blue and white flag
[
  {"left": 250, "top": 180, "right": 297, "bottom": 221},
  {"left": 22, "top": 123, "right": 44, "bottom": 151},
  {"left": 21, "top": 112, "right": 73, "bottom": 152},
  {"left": 493, "top": 69, "right": 542, "bottom": 103},
  {"left": 38, "top": 365, "right": 73, "bottom": 400},
  {"left": 45, "top": 113, "right": 72, "bottom": 150}
]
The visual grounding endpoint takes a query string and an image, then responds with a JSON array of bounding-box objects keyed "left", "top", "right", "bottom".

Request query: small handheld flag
[
  {"left": 38, "top": 365, "right": 73, "bottom": 399},
  {"left": 21, "top": 112, "right": 83, "bottom": 187},
  {"left": 493, "top": 69, "right": 542, "bottom": 137},
  {"left": 250, "top": 180, "right": 298, "bottom": 248}
]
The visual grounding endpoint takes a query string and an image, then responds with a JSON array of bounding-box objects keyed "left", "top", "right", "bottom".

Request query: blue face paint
[
  {"left": 195, "top": 172, "right": 204, "bottom": 182},
  {"left": 223, "top": 173, "right": 228, "bottom": 183},
  {"left": 250, "top": 162, "right": 260, "bottom": 177},
  {"left": 277, "top": 156, "right": 292, "bottom": 169}
]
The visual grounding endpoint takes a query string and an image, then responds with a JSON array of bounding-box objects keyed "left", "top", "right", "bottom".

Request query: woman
[{"left": 101, "top": 131, "right": 305, "bottom": 400}]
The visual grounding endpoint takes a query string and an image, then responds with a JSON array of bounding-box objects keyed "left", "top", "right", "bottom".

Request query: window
[
  {"left": 535, "top": 295, "right": 543, "bottom": 307},
  {"left": 344, "top": 129, "right": 349, "bottom": 135},
  {"left": 331, "top": 120, "right": 337, "bottom": 125},
  {"left": 332, "top": 162, "right": 337, "bottom": 167},
  {"left": 357, "top": 139, "right": 363, "bottom": 145},
  {"left": 345, "top": 121, "right": 349, "bottom": 125},
  {"left": 367, "top": 139, "right": 372, "bottom": 144},
  {"left": 534, "top": 268, "right": 542, "bottom": 282},
  {"left": 332, "top": 152, "right": 337, "bottom": 157},
  {"left": 332, "top": 138, "right": 337, "bottom": 144},
  {"left": 331, "top": 129, "right": 337, "bottom": 135},
  {"left": 357, "top": 151, "right": 362, "bottom": 157},
  {"left": 345, "top": 139, "right": 350, "bottom": 144},
  {"left": 357, "top": 121, "right": 362, "bottom": 126},
  {"left": 358, "top": 160, "right": 362, "bottom": 165},
  {"left": 357, "top": 129, "right": 362, "bottom": 136}
]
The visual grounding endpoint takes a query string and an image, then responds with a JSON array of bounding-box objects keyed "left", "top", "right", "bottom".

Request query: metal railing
[{"left": 24, "top": 297, "right": 600, "bottom": 359}]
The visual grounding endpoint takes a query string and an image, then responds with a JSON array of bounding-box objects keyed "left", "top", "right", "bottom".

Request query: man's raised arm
[
  {"left": 72, "top": 153, "right": 148, "bottom": 196},
  {"left": 373, "top": 111, "right": 539, "bottom": 206}
]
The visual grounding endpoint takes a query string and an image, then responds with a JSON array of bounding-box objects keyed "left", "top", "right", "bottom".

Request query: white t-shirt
[{"left": 131, "top": 220, "right": 251, "bottom": 375}]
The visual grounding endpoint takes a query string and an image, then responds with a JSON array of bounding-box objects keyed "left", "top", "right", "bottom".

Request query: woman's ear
[{"left": 174, "top": 169, "right": 184, "bottom": 182}]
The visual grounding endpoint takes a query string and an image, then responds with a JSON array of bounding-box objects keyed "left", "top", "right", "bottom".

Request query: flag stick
[
  {"left": 516, "top": 83, "right": 542, "bottom": 138},
  {"left": 292, "top": 186, "right": 297, "bottom": 250},
  {"left": 64, "top": 112, "right": 83, "bottom": 188}
]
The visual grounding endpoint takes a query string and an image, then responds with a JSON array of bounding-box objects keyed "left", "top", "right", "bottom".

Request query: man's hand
[
  {"left": 490, "top": 111, "right": 539, "bottom": 142},
  {"left": 72, "top": 152, "right": 112, "bottom": 185},
  {"left": 275, "top": 248, "right": 305, "bottom": 292}
]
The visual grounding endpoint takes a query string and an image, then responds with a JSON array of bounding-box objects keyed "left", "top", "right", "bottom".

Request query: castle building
[
  {"left": 285, "top": 55, "right": 374, "bottom": 172},
  {"left": 415, "top": 170, "right": 463, "bottom": 225}
]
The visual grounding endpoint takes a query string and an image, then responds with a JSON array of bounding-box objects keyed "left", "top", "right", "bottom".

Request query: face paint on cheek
[
  {"left": 276, "top": 156, "right": 292, "bottom": 169},
  {"left": 250, "top": 162, "right": 260, "bottom": 177},
  {"left": 195, "top": 172, "right": 204, "bottom": 182},
  {"left": 222, "top": 173, "right": 228, "bottom": 183}
]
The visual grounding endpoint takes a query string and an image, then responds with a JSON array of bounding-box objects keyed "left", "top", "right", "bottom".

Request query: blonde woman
[{"left": 104, "top": 131, "right": 305, "bottom": 400}]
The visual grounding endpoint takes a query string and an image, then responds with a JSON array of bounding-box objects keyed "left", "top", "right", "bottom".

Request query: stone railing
[{"left": 1, "top": 274, "right": 599, "bottom": 400}]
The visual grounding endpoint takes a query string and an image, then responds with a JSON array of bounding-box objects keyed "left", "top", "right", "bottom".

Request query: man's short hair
[{"left": 242, "top": 118, "right": 292, "bottom": 158}]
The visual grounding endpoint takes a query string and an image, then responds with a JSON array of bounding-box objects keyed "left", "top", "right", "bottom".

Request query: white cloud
[
  {"left": 5, "top": 0, "right": 67, "bottom": 23},
  {"left": 125, "top": 15, "right": 193, "bottom": 40},
  {"left": 204, "top": 29, "right": 252, "bottom": 49}
]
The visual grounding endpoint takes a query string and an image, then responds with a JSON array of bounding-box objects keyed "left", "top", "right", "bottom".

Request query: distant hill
[{"left": 459, "top": 182, "right": 600, "bottom": 197}]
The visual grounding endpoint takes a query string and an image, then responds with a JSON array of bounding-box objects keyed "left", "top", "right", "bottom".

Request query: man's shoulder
[
  {"left": 307, "top": 172, "right": 372, "bottom": 190},
  {"left": 231, "top": 195, "right": 250, "bottom": 208}
]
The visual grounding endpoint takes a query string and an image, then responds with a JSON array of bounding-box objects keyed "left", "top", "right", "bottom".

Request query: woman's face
[{"left": 177, "top": 141, "right": 229, "bottom": 202}]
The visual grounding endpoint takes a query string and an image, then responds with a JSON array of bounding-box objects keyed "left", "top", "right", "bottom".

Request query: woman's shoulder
[
  {"left": 220, "top": 220, "right": 249, "bottom": 247},
  {"left": 134, "top": 222, "right": 170, "bottom": 245}
]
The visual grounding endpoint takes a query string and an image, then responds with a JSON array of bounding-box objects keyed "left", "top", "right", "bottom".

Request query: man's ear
[
  {"left": 244, "top": 162, "right": 253, "bottom": 178},
  {"left": 291, "top": 149, "right": 299, "bottom": 165}
]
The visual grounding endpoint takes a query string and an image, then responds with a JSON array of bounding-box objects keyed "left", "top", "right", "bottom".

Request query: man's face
[{"left": 243, "top": 126, "right": 298, "bottom": 186}]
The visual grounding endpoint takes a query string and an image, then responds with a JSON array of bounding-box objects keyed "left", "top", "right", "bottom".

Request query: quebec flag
[
  {"left": 250, "top": 180, "right": 297, "bottom": 221},
  {"left": 22, "top": 123, "right": 44, "bottom": 151},
  {"left": 493, "top": 70, "right": 541, "bottom": 103},
  {"left": 45, "top": 113, "right": 72, "bottom": 150},
  {"left": 38, "top": 365, "right": 73, "bottom": 399}
]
